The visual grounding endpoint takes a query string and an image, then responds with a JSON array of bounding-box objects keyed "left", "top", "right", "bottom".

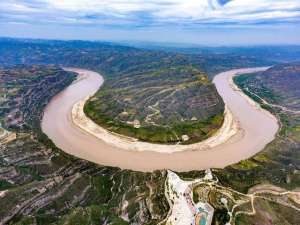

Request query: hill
[
  {"left": 240, "top": 63, "right": 300, "bottom": 110},
  {"left": 85, "top": 64, "right": 224, "bottom": 144},
  {"left": 0, "top": 38, "right": 227, "bottom": 144},
  {"left": 0, "top": 40, "right": 299, "bottom": 225},
  {"left": 0, "top": 65, "right": 168, "bottom": 225}
]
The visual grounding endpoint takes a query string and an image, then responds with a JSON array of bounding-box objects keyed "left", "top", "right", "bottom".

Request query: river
[{"left": 41, "top": 67, "right": 279, "bottom": 171}]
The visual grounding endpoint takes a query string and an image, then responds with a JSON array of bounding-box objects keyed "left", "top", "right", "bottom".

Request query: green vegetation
[
  {"left": 0, "top": 39, "right": 300, "bottom": 225},
  {"left": 235, "top": 199, "right": 300, "bottom": 225},
  {"left": 84, "top": 65, "right": 224, "bottom": 144},
  {"left": 231, "top": 159, "right": 258, "bottom": 170},
  {"left": 91, "top": 175, "right": 113, "bottom": 201},
  {"left": 188, "top": 63, "right": 300, "bottom": 224},
  {"left": 212, "top": 208, "right": 230, "bottom": 225},
  {"left": 2, "top": 39, "right": 279, "bottom": 145},
  {"left": 56, "top": 206, "right": 129, "bottom": 225},
  {"left": 9, "top": 216, "right": 36, "bottom": 225},
  {"left": 0, "top": 65, "right": 168, "bottom": 225},
  {"left": 233, "top": 73, "right": 281, "bottom": 105},
  {"left": 215, "top": 63, "right": 300, "bottom": 193},
  {"left": 17, "top": 165, "right": 44, "bottom": 181},
  {"left": 0, "top": 180, "right": 13, "bottom": 190},
  {"left": 85, "top": 99, "right": 224, "bottom": 144}
]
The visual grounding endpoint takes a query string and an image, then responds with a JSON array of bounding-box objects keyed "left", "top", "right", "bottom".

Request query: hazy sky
[{"left": 0, "top": 0, "right": 300, "bottom": 45}]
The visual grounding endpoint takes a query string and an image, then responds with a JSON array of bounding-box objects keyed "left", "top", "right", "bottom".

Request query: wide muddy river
[{"left": 41, "top": 67, "right": 279, "bottom": 171}]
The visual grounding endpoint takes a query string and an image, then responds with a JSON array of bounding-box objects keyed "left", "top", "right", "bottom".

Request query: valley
[
  {"left": 0, "top": 39, "right": 299, "bottom": 225},
  {"left": 41, "top": 67, "right": 278, "bottom": 171}
]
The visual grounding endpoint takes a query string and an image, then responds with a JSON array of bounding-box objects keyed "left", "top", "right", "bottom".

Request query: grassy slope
[
  {"left": 84, "top": 65, "right": 224, "bottom": 144},
  {"left": 1, "top": 40, "right": 299, "bottom": 224},
  {"left": 212, "top": 64, "right": 300, "bottom": 224}
]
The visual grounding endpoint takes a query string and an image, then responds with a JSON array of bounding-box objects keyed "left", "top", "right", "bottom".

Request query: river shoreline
[
  {"left": 72, "top": 98, "right": 239, "bottom": 153},
  {"left": 41, "top": 67, "right": 279, "bottom": 171}
]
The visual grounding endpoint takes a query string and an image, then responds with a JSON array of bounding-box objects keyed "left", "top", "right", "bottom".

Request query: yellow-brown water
[{"left": 41, "top": 67, "right": 278, "bottom": 171}]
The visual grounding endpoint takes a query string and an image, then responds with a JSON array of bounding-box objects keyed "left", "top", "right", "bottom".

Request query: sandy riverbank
[
  {"left": 228, "top": 67, "right": 277, "bottom": 120},
  {"left": 72, "top": 98, "right": 239, "bottom": 153},
  {"left": 0, "top": 126, "right": 16, "bottom": 145},
  {"left": 41, "top": 67, "right": 279, "bottom": 171}
]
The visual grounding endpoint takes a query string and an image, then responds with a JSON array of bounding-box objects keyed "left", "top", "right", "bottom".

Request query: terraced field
[
  {"left": 217, "top": 62, "right": 300, "bottom": 193},
  {"left": 0, "top": 65, "right": 77, "bottom": 130},
  {"left": 0, "top": 65, "right": 169, "bottom": 225},
  {"left": 85, "top": 65, "right": 224, "bottom": 144},
  {"left": 234, "top": 62, "right": 300, "bottom": 111},
  {"left": 0, "top": 39, "right": 299, "bottom": 225}
]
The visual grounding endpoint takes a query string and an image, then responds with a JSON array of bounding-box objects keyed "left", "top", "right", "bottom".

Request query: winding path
[{"left": 41, "top": 67, "right": 279, "bottom": 171}]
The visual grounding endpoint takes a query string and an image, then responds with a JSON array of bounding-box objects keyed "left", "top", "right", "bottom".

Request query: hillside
[
  {"left": 0, "top": 41, "right": 300, "bottom": 225},
  {"left": 0, "top": 44, "right": 299, "bottom": 225},
  {"left": 0, "top": 38, "right": 271, "bottom": 78},
  {"left": 217, "top": 62, "right": 300, "bottom": 223},
  {"left": 222, "top": 62, "right": 300, "bottom": 191},
  {"left": 235, "top": 63, "right": 300, "bottom": 111},
  {"left": 0, "top": 38, "right": 226, "bottom": 144},
  {"left": 0, "top": 65, "right": 168, "bottom": 225},
  {"left": 0, "top": 65, "right": 76, "bottom": 130},
  {"left": 85, "top": 65, "right": 224, "bottom": 144}
]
